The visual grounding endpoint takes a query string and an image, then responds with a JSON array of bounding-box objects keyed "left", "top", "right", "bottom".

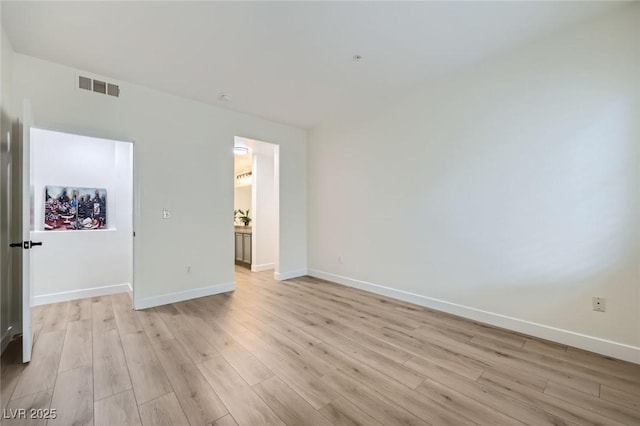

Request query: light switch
[{"left": 162, "top": 208, "right": 171, "bottom": 219}]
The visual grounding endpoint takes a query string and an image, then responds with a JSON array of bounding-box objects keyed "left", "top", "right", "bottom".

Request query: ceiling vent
[{"left": 78, "top": 75, "right": 120, "bottom": 97}]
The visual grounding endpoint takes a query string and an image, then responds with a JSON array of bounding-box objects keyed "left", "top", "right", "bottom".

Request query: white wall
[
  {"left": 30, "top": 129, "right": 132, "bottom": 304},
  {"left": 11, "top": 53, "right": 307, "bottom": 309},
  {"left": 252, "top": 141, "right": 278, "bottom": 272},
  {"left": 308, "top": 6, "right": 640, "bottom": 362},
  {"left": 234, "top": 185, "right": 251, "bottom": 214}
]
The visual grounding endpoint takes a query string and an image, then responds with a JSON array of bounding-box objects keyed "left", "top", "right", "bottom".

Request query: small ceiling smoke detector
[
  {"left": 219, "top": 93, "right": 232, "bottom": 102},
  {"left": 353, "top": 54, "right": 362, "bottom": 62}
]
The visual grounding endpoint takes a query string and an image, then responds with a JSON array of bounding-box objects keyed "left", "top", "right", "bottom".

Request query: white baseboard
[
  {"left": 252, "top": 263, "right": 275, "bottom": 272},
  {"left": 134, "top": 282, "right": 235, "bottom": 310},
  {"left": 32, "top": 283, "right": 132, "bottom": 306},
  {"left": 307, "top": 269, "right": 640, "bottom": 365},
  {"left": 275, "top": 269, "right": 308, "bottom": 281}
]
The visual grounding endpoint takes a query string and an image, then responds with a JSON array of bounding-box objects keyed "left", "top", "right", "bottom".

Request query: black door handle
[{"left": 8, "top": 241, "right": 43, "bottom": 249}]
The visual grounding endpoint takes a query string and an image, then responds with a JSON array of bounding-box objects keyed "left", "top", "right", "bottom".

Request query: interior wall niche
[{"left": 32, "top": 129, "right": 120, "bottom": 231}]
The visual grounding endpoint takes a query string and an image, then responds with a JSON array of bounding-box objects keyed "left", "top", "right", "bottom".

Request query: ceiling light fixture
[
  {"left": 233, "top": 146, "right": 249, "bottom": 155},
  {"left": 236, "top": 171, "right": 252, "bottom": 187}
]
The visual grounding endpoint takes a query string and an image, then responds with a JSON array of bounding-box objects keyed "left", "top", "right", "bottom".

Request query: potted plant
[{"left": 234, "top": 209, "right": 251, "bottom": 226}]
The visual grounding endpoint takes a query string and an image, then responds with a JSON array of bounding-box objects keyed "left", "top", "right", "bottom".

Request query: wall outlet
[
  {"left": 162, "top": 208, "right": 171, "bottom": 219},
  {"left": 186, "top": 266, "right": 191, "bottom": 274},
  {"left": 338, "top": 255, "right": 343, "bottom": 264},
  {"left": 592, "top": 297, "right": 606, "bottom": 312}
]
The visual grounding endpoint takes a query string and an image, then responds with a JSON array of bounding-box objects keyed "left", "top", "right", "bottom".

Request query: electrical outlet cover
[{"left": 592, "top": 297, "right": 606, "bottom": 312}]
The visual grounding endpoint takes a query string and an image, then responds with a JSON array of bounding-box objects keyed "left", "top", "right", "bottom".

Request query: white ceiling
[{"left": 1, "top": 1, "right": 626, "bottom": 129}]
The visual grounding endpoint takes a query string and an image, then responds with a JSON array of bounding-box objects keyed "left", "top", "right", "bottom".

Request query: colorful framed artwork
[{"left": 44, "top": 186, "right": 107, "bottom": 231}]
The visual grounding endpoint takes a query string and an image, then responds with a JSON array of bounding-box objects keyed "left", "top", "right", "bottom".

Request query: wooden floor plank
[
  {"left": 39, "top": 302, "right": 70, "bottom": 335},
  {"left": 94, "top": 389, "right": 141, "bottom": 426},
  {"left": 211, "top": 414, "right": 239, "bottom": 426},
  {"left": 197, "top": 355, "right": 284, "bottom": 425},
  {"left": 422, "top": 367, "right": 569, "bottom": 425},
  {"left": 309, "top": 326, "right": 426, "bottom": 389},
  {"left": 478, "top": 371, "right": 626, "bottom": 426},
  {"left": 138, "top": 392, "right": 189, "bottom": 426},
  {"left": 600, "top": 384, "right": 640, "bottom": 411},
  {"left": 91, "top": 296, "right": 117, "bottom": 335},
  {"left": 112, "top": 293, "right": 143, "bottom": 335},
  {"left": 228, "top": 326, "right": 339, "bottom": 410},
  {"left": 320, "top": 370, "right": 431, "bottom": 426},
  {"left": 68, "top": 298, "right": 92, "bottom": 322},
  {"left": 151, "top": 339, "right": 228, "bottom": 425},
  {"left": 544, "top": 381, "right": 640, "bottom": 425},
  {"left": 11, "top": 330, "right": 65, "bottom": 399},
  {"left": 58, "top": 319, "right": 92, "bottom": 372},
  {"left": 3, "top": 390, "right": 52, "bottom": 426},
  {"left": 31, "top": 305, "right": 51, "bottom": 330},
  {"left": 252, "top": 290, "right": 414, "bottom": 364},
  {"left": 318, "top": 396, "right": 384, "bottom": 426},
  {"left": 417, "top": 378, "right": 526, "bottom": 425},
  {"left": 120, "top": 331, "right": 173, "bottom": 405},
  {"left": 470, "top": 335, "right": 602, "bottom": 396},
  {"left": 1, "top": 342, "right": 26, "bottom": 411},
  {"left": 154, "top": 304, "right": 219, "bottom": 364},
  {"left": 566, "top": 346, "right": 640, "bottom": 378},
  {"left": 174, "top": 301, "right": 274, "bottom": 386},
  {"left": 48, "top": 366, "right": 93, "bottom": 426},
  {"left": 134, "top": 308, "right": 174, "bottom": 346},
  {"left": 2, "top": 267, "right": 639, "bottom": 426},
  {"left": 92, "top": 328, "right": 132, "bottom": 401},
  {"left": 253, "top": 376, "right": 333, "bottom": 426},
  {"left": 237, "top": 314, "right": 336, "bottom": 380}
]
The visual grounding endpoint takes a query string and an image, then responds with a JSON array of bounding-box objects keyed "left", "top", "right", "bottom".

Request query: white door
[{"left": 21, "top": 100, "right": 37, "bottom": 363}]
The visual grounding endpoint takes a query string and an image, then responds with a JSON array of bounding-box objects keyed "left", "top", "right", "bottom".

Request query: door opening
[
  {"left": 15, "top": 124, "right": 135, "bottom": 363},
  {"left": 233, "top": 136, "right": 280, "bottom": 278}
]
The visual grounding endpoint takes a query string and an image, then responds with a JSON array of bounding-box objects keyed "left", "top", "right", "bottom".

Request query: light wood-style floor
[{"left": 2, "top": 267, "right": 640, "bottom": 426}]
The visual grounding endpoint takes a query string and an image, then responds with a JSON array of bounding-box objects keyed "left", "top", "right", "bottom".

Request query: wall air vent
[
  {"left": 78, "top": 76, "right": 92, "bottom": 90},
  {"left": 78, "top": 75, "right": 120, "bottom": 97},
  {"left": 107, "top": 83, "right": 120, "bottom": 97},
  {"left": 93, "top": 79, "right": 106, "bottom": 94}
]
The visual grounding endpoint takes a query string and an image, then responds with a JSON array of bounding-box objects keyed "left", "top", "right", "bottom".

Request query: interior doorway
[
  {"left": 1, "top": 101, "right": 135, "bottom": 365},
  {"left": 29, "top": 129, "right": 134, "bottom": 307},
  {"left": 233, "top": 136, "right": 280, "bottom": 277}
]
